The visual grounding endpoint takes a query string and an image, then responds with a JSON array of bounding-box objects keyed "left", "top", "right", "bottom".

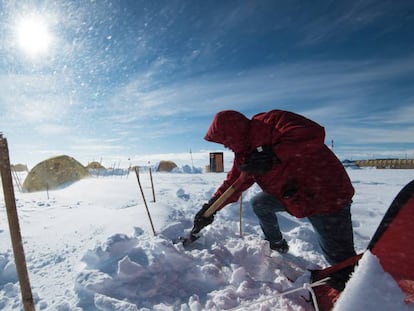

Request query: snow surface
[
  {"left": 334, "top": 251, "right": 413, "bottom": 311},
  {"left": 0, "top": 167, "right": 413, "bottom": 310}
]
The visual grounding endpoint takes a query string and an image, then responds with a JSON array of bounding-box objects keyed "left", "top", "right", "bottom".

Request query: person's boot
[{"left": 269, "top": 238, "right": 289, "bottom": 254}]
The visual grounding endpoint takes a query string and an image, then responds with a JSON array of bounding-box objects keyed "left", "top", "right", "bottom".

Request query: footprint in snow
[{"left": 176, "top": 188, "right": 190, "bottom": 201}]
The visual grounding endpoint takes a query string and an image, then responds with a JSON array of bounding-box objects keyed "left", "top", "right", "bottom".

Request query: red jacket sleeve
[{"left": 212, "top": 158, "right": 255, "bottom": 210}]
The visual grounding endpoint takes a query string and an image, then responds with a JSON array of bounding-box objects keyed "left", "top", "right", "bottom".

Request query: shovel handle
[
  {"left": 203, "top": 186, "right": 236, "bottom": 218},
  {"left": 202, "top": 172, "right": 249, "bottom": 218}
]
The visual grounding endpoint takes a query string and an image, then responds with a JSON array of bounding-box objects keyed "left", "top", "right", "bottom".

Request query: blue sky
[{"left": 1, "top": 0, "right": 414, "bottom": 167}]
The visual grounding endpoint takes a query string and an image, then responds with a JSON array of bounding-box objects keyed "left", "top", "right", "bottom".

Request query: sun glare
[{"left": 16, "top": 15, "right": 53, "bottom": 58}]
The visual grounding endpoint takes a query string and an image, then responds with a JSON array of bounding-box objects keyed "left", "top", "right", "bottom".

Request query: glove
[
  {"left": 192, "top": 199, "right": 216, "bottom": 234},
  {"left": 240, "top": 145, "right": 280, "bottom": 174}
]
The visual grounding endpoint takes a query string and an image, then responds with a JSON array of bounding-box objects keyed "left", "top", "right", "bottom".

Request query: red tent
[{"left": 311, "top": 179, "right": 414, "bottom": 310}]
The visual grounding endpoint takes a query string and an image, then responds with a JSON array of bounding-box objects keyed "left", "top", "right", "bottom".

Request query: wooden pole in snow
[
  {"left": 0, "top": 134, "right": 35, "bottom": 311},
  {"left": 239, "top": 195, "right": 243, "bottom": 237},
  {"left": 134, "top": 167, "right": 156, "bottom": 236},
  {"left": 149, "top": 167, "right": 156, "bottom": 203}
]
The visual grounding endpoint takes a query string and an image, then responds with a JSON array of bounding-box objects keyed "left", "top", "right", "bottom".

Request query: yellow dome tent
[{"left": 23, "top": 155, "right": 89, "bottom": 192}]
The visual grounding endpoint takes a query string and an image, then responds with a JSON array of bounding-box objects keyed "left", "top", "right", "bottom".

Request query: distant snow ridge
[{"left": 172, "top": 165, "right": 203, "bottom": 174}]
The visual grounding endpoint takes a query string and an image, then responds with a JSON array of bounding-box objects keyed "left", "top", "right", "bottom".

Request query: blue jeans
[{"left": 251, "top": 192, "right": 356, "bottom": 264}]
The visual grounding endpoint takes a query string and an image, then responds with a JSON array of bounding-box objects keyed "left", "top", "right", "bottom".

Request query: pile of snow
[
  {"left": 335, "top": 251, "right": 413, "bottom": 311},
  {"left": 0, "top": 168, "right": 413, "bottom": 310}
]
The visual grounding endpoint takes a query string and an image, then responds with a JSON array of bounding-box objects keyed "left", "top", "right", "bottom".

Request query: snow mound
[
  {"left": 334, "top": 251, "right": 414, "bottom": 311},
  {"left": 75, "top": 224, "right": 313, "bottom": 310}
]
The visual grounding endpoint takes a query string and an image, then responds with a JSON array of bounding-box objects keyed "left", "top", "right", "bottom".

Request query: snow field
[{"left": 0, "top": 168, "right": 413, "bottom": 310}]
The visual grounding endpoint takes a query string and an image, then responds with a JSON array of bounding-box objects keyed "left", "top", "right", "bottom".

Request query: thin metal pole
[
  {"left": 149, "top": 167, "right": 156, "bottom": 202},
  {"left": 134, "top": 167, "right": 156, "bottom": 236},
  {"left": 190, "top": 149, "right": 194, "bottom": 169},
  {"left": 0, "top": 134, "right": 35, "bottom": 311}
]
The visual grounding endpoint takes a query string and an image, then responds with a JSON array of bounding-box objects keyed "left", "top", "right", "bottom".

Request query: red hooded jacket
[{"left": 204, "top": 110, "right": 354, "bottom": 218}]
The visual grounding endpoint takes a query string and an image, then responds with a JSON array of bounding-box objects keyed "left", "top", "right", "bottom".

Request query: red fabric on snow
[
  {"left": 312, "top": 179, "right": 414, "bottom": 310},
  {"left": 370, "top": 195, "right": 414, "bottom": 303},
  {"left": 311, "top": 254, "right": 363, "bottom": 311}
]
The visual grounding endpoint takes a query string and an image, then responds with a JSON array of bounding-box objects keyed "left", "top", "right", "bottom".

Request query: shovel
[{"left": 174, "top": 172, "right": 249, "bottom": 246}]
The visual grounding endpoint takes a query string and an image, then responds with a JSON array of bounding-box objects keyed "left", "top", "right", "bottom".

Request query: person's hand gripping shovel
[{"left": 174, "top": 172, "right": 249, "bottom": 247}]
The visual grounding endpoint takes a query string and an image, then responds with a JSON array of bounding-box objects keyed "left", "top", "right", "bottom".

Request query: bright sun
[{"left": 16, "top": 15, "right": 53, "bottom": 58}]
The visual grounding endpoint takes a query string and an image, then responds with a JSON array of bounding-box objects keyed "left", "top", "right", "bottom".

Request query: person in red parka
[{"left": 194, "top": 110, "right": 356, "bottom": 271}]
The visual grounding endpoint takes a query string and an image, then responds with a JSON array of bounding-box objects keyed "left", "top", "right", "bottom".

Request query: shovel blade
[{"left": 173, "top": 233, "right": 200, "bottom": 247}]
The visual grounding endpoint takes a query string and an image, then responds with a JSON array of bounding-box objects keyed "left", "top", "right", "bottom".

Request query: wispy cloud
[
  {"left": 104, "top": 55, "right": 414, "bottom": 125},
  {"left": 0, "top": 72, "right": 77, "bottom": 123},
  {"left": 297, "top": 0, "right": 410, "bottom": 45},
  {"left": 35, "top": 123, "right": 71, "bottom": 135},
  {"left": 2, "top": 54, "right": 413, "bottom": 160}
]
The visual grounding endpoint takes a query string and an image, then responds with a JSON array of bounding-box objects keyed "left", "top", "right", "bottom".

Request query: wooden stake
[
  {"left": 149, "top": 167, "right": 156, "bottom": 202},
  {"left": 0, "top": 134, "right": 35, "bottom": 311},
  {"left": 134, "top": 167, "right": 156, "bottom": 236},
  {"left": 239, "top": 195, "right": 243, "bottom": 237}
]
